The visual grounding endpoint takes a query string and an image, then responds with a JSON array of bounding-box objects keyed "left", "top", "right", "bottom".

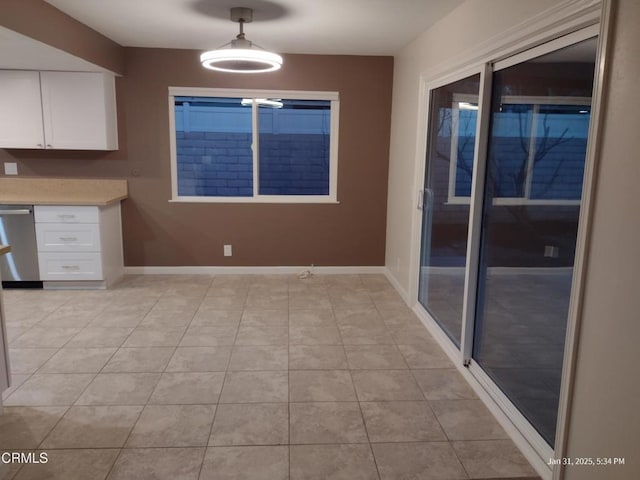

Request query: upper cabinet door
[
  {"left": 0, "top": 70, "right": 46, "bottom": 148},
  {"left": 40, "top": 72, "right": 118, "bottom": 150}
]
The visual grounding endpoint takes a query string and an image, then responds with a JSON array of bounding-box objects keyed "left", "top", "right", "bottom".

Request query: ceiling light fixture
[
  {"left": 241, "top": 98, "right": 283, "bottom": 108},
  {"left": 458, "top": 102, "right": 479, "bottom": 111},
  {"left": 200, "top": 7, "right": 283, "bottom": 74}
]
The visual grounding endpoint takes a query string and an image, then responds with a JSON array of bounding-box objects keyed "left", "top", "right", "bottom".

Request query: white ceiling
[{"left": 44, "top": 0, "right": 465, "bottom": 56}]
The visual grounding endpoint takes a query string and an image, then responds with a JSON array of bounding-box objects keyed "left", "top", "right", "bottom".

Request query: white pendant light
[{"left": 200, "top": 7, "right": 283, "bottom": 74}]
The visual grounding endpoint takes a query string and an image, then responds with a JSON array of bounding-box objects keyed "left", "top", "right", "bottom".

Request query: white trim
[
  {"left": 328, "top": 99, "right": 340, "bottom": 200},
  {"left": 168, "top": 95, "right": 179, "bottom": 201},
  {"left": 123, "top": 265, "right": 385, "bottom": 275},
  {"left": 461, "top": 63, "right": 493, "bottom": 363},
  {"left": 251, "top": 98, "right": 259, "bottom": 197},
  {"left": 43, "top": 280, "right": 108, "bottom": 290},
  {"left": 383, "top": 267, "right": 412, "bottom": 305},
  {"left": 467, "top": 361, "right": 554, "bottom": 479},
  {"left": 169, "top": 196, "right": 340, "bottom": 205},
  {"left": 493, "top": 24, "right": 600, "bottom": 71},
  {"left": 422, "top": 65, "right": 487, "bottom": 94},
  {"left": 167, "top": 87, "right": 340, "bottom": 204},
  {"left": 552, "top": 1, "right": 612, "bottom": 477},
  {"left": 407, "top": 74, "right": 432, "bottom": 307},
  {"left": 168, "top": 87, "right": 339, "bottom": 102},
  {"left": 421, "top": 0, "right": 601, "bottom": 84}
]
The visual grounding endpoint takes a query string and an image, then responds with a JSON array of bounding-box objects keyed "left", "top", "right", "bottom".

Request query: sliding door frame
[
  {"left": 408, "top": 2, "right": 610, "bottom": 477},
  {"left": 409, "top": 63, "right": 485, "bottom": 363},
  {"left": 467, "top": 21, "right": 601, "bottom": 464}
]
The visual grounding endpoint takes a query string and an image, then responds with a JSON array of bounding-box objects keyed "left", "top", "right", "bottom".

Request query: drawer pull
[
  {"left": 57, "top": 214, "right": 76, "bottom": 219},
  {"left": 59, "top": 237, "right": 79, "bottom": 242},
  {"left": 61, "top": 265, "right": 81, "bottom": 271}
]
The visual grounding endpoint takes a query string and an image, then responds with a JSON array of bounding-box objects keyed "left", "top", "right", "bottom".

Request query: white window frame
[
  {"left": 447, "top": 94, "right": 592, "bottom": 206},
  {"left": 168, "top": 87, "right": 340, "bottom": 204}
]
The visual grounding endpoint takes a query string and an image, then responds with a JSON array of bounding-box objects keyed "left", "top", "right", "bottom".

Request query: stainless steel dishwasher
[{"left": 0, "top": 205, "right": 41, "bottom": 286}]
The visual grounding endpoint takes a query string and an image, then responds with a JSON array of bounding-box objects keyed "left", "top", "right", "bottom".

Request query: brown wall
[
  {"left": 0, "top": 0, "right": 124, "bottom": 74},
  {"left": 1, "top": 49, "right": 394, "bottom": 267}
]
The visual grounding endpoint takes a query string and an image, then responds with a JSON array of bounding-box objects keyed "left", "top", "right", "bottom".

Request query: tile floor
[{"left": 1, "top": 274, "right": 540, "bottom": 479}]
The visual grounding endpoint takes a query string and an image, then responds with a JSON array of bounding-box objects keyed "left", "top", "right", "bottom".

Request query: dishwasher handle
[{"left": 0, "top": 208, "right": 32, "bottom": 215}]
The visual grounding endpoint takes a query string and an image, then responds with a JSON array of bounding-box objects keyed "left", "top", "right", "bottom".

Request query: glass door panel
[
  {"left": 472, "top": 38, "right": 597, "bottom": 446},
  {"left": 418, "top": 74, "right": 480, "bottom": 346}
]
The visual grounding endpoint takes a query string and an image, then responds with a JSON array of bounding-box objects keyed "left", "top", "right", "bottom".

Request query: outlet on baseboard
[{"left": 224, "top": 244, "right": 233, "bottom": 257}]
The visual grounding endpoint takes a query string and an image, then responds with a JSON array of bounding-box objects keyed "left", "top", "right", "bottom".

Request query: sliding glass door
[
  {"left": 418, "top": 74, "right": 480, "bottom": 346},
  {"left": 417, "top": 32, "right": 598, "bottom": 450},
  {"left": 473, "top": 37, "right": 597, "bottom": 446}
]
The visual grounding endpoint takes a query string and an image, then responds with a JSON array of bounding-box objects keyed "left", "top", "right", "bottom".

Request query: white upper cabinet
[
  {"left": 0, "top": 70, "right": 44, "bottom": 148},
  {"left": 0, "top": 70, "right": 118, "bottom": 150}
]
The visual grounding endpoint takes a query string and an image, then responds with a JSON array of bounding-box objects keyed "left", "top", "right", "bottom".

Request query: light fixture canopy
[{"left": 200, "top": 7, "right": 283, "bottom": 74}]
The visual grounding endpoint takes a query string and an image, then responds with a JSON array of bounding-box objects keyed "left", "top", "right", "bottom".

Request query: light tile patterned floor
[{"left": 1, "top": 274, "right": 539, "bottom": 480}]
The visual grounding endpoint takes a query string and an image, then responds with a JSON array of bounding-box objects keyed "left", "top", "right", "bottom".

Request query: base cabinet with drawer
[{"left": 34, "top": 204, "right": 123, "bottom": 286}]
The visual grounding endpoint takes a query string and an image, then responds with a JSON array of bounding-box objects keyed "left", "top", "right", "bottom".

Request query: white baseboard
[
  {"left": 383, "top": 267, "right": 411, "bottom": 304},
  {"left": 123, "top": 265, "right": 386, "bottom": 275}
]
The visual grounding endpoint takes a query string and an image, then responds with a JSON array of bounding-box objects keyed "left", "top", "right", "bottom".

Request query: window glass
[
  {"left": 454, "top": 104, "right": 478, "bottom": 197},
  {"left": 258, "top": 99, "right": 331, "bottom": 195},
  {"left": 449, "top": 100, "right": 589, "bottom": 203},
  {"left": 171, "top": 91, "right": 337, "bottom": 202},
  {"left": 418, "top": 73, "right": 481, "bottom": 347},
  {"left": 175, "top": 96, "right": 252, "bottom": 197},
  {"left": 490, "top": 104, "right": 534, "bottom": 198},
  {"left": 473, "top": 37, "right": 596, "bottom": 446},
  {"left": 530, "top": 104, "right": 590, "bottom": 200}
]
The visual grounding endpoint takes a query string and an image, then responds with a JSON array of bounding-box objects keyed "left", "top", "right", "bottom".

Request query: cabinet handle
[
  {"left": 57, "top": 214, "right": 76, "bottom": 219},
  {"left": 61, "top": 265, "right": 80, "bottom": 271},
  {"left": 59, "top": 237, "right": 79, "bottom": 242},
  {"left": 46, "top": 144, "right": 53, "bottom": 148},
  {"left": 37, "top": 143, "right": 43, "bottom": 148}
]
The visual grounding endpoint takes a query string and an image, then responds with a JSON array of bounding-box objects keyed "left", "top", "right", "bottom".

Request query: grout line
[{"left": 3, "top": 273, "right": 535, "bottom": 478}]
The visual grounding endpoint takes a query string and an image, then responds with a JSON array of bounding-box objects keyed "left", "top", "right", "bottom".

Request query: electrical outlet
[
  {"left": 224, "top": 244, "right": 232, "bottom": 257},
  {"left": 4, "top": 162, "right": 18, "bottom": 175},
  {"left": 544, "top": 245, "right": 559, "bottom": 258}
]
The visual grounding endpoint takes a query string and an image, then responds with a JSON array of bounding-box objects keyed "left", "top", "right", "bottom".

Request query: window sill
[{"left": 169, "top": 196, "right": 340, "bottom": 205}]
